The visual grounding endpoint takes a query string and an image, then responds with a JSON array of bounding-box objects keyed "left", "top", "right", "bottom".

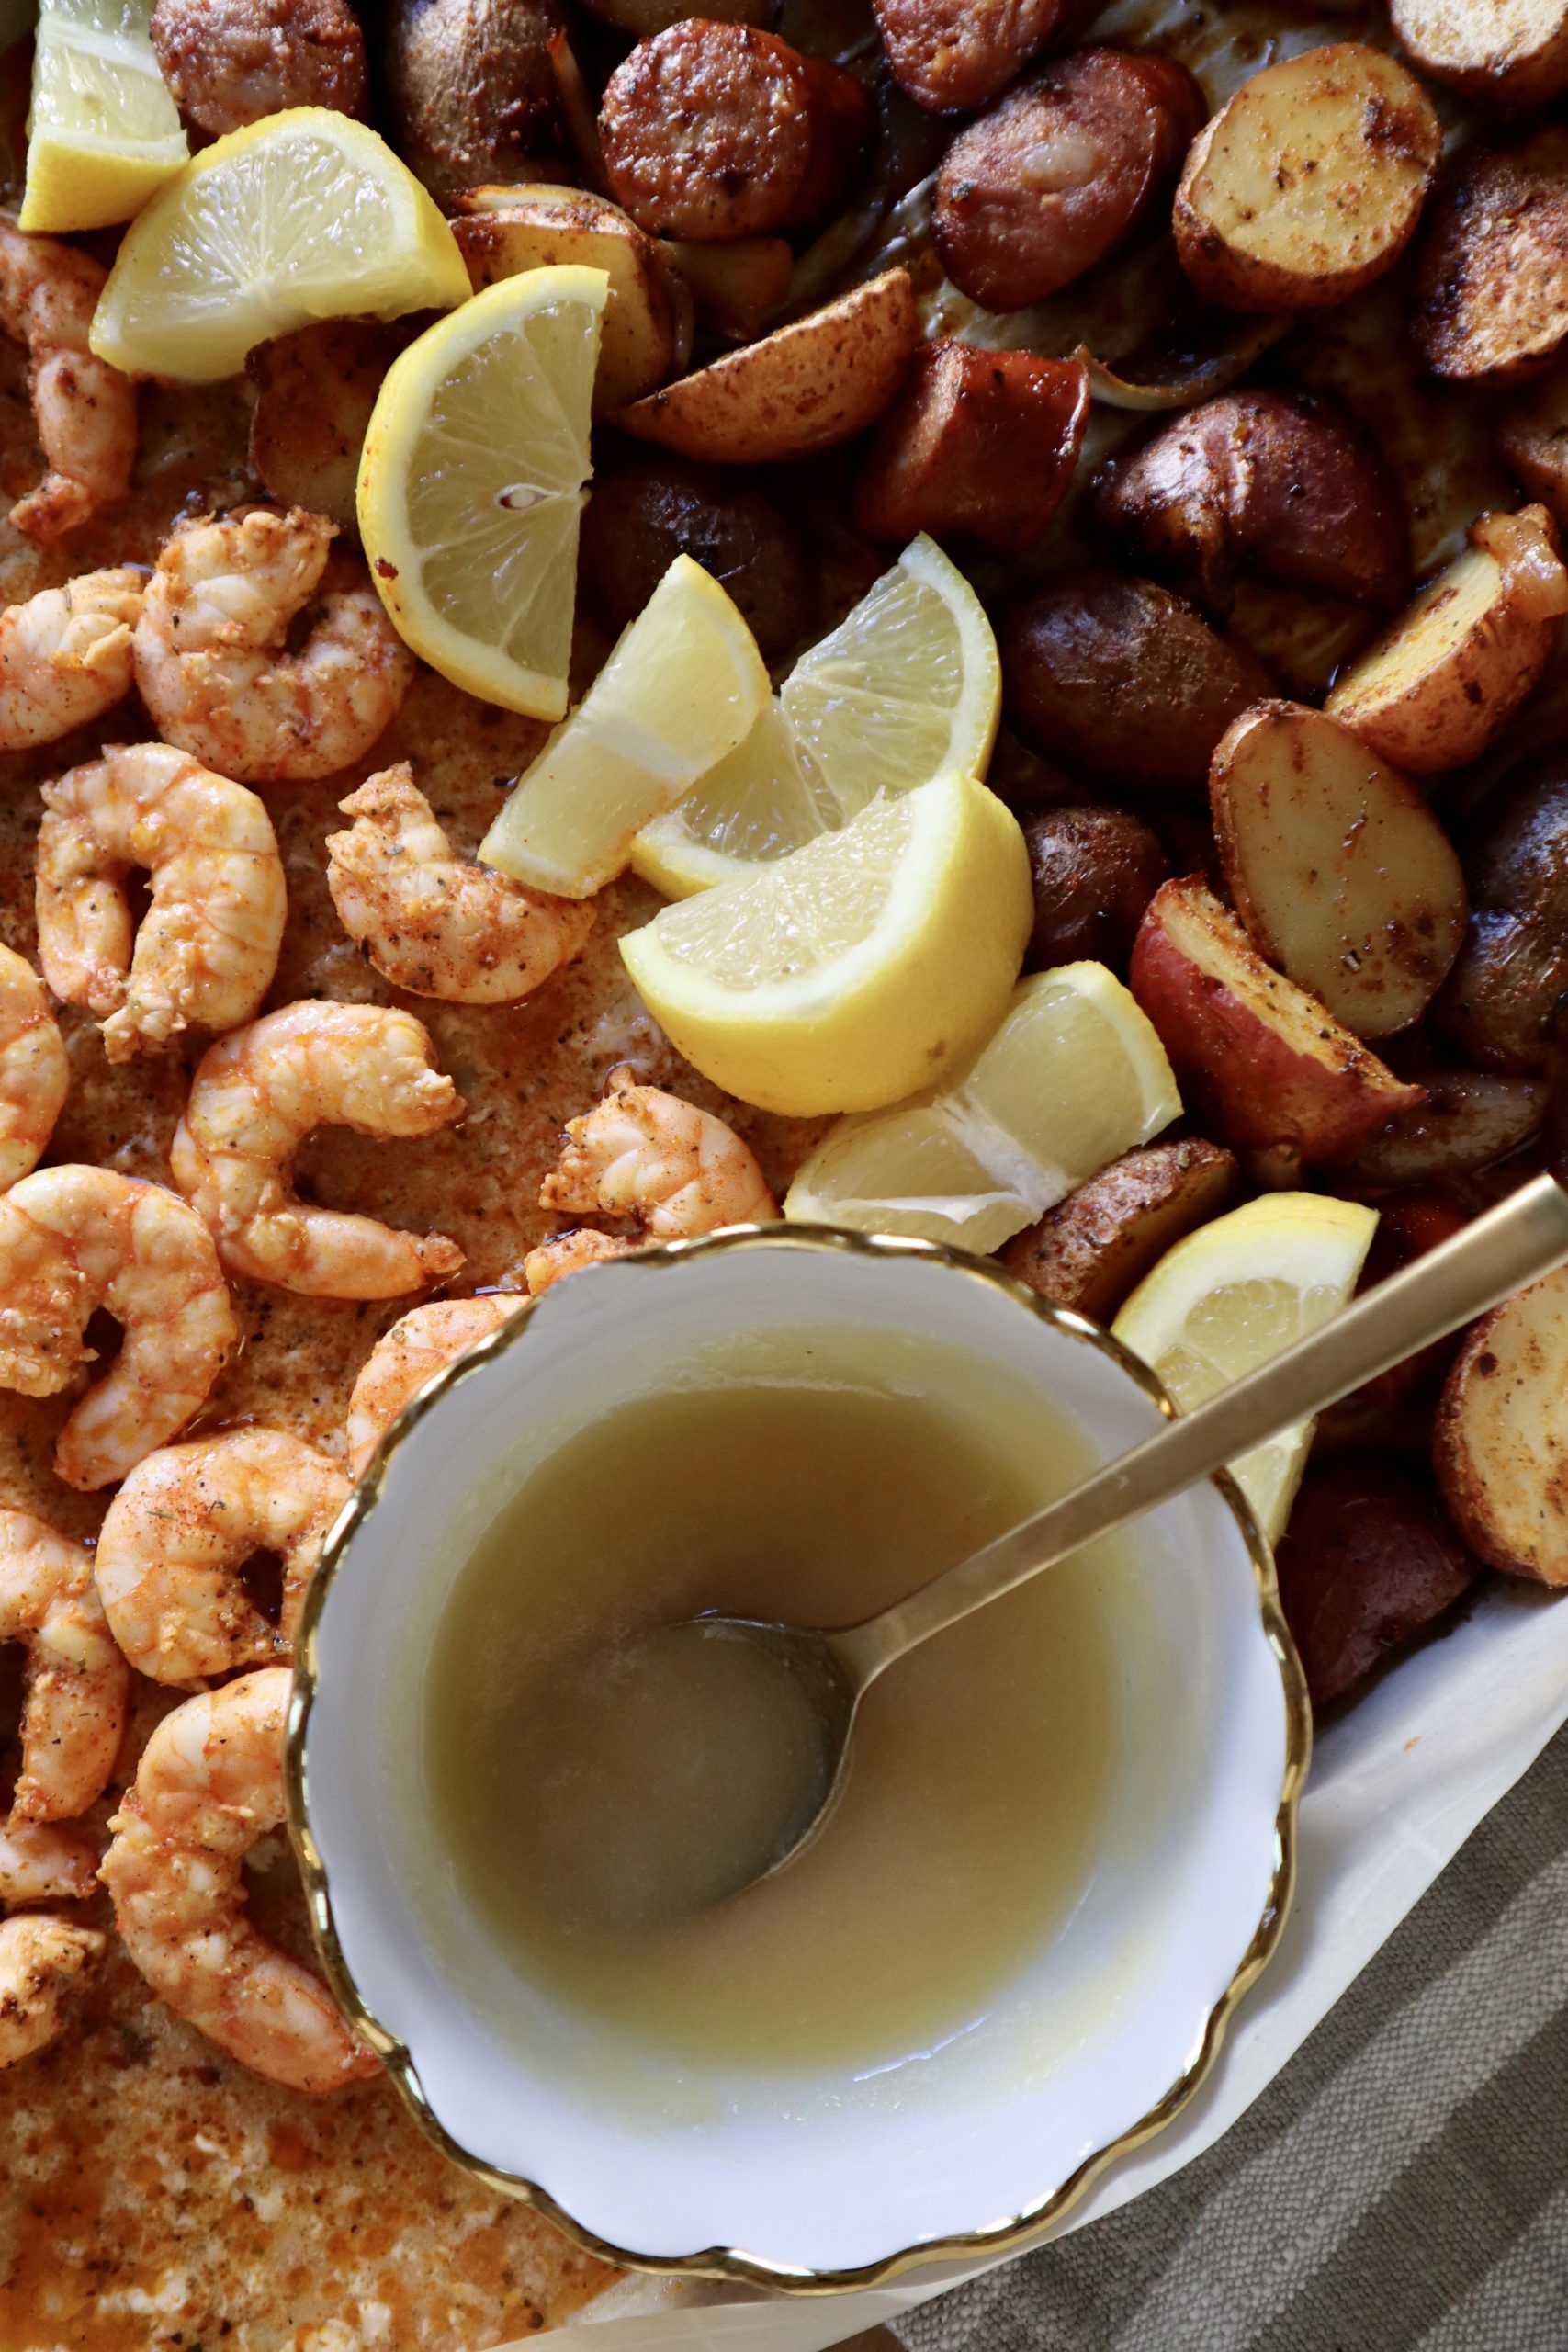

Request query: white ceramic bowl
[{"left": 288, "top": 1227, "right": 1307, "bottom": 2290}]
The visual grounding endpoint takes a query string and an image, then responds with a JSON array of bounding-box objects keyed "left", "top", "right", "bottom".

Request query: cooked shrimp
[
  {"left": 522, "top": 1229, "right": 638, "bottom": 1297},
  {"left": 0, "top": 1914, "right": 104, "bottom": 2068},
  {"left": 100, "top": 1668, "right": 378, "bottom": 2094},
  {"left": 0, "top": 1509, "right": 129, "bottom": 1822},
  {"left": 540, "top": 1066, "right": 778, "bottom": 1238},
  {"left": 96, "top": 1429, "right": 349, "bottom": 1686},
  {"left": 0, "top": 946, "right": 67, "bottom": 1191},
  {"left": 0, "top": 1819, "right": 97, "bottom": 1904},
  {"left": 325, "top": 766, "right": 595, "bottom": 1003},
  {"left": 133, "top": 506, "right": 415, "bottom": 783},
  {"left": 170, "top": 1001, "right": 466, "bottom": 1298},
  {"left": 344, "top": 1295, "right": 523, "bottom": 1479},
  {"left": 0, "top": 217, "right": 136, "bottom": 545},
  {"left": 0, "top": 567, "right": 144, "bottom": 749},
  {"left": 36, "top": 742, "right": 287, "bottom": 1063},
  {"left": 0, "top": 1165, "right": 236, "bottom": 1490}
]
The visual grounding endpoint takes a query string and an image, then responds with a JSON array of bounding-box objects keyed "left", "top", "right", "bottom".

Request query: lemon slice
[
  {"left": 361, "top": 266, "right": 608, "bottom": 723},
  {"left": 630, "top": 700, "right": 828, "bottom": 898},
  {"left": 479, "top": 554, "right": 769, "bottom": 885},
  {"left": 1112, "top": 1193, "right": 1378, "bottom": 1544},
  {"left": 20, "top": 0, "right": 188, "bottom": 233},
  {"left": 784, "top": 963, "right": 1180, "bottom": 1252},
  {"left": 620, "top": 770, "right": 1032, "bottom": 1115},
  {"left": 89, "top": 107, "right": 470, "bottom": 382}
]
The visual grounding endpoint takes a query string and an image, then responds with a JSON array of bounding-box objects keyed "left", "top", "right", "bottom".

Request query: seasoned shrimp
[
  {"left": 0, "top": 217, "right": 136, "bottom": 544},
  {"left": 0, "top": 1819, "right": 98, "bottom": 1904},
  {"left": 0, "top": 1914, "right": 104, "bottom": 2068},
  {"left": 540, "top": 1066, "right": 779, "bottom": 1238},
  {"left": 36, "top": 742, "right": 287, "bottom": 1063},
  {"left": 0, "top": 1166, "right": 236, "bottom": 1490},
  {"left": 0, "top": 567, "right": 144, "bottom": 749},
  {"left": 344, "top": 1295, "right": 523, "bottom": 1479},
  {"left": 171, "top": 1001, "right": 466, "bottom": 1298},
  {"left": 133, "top": 506, "right": 415, "bottom": 782},
  {"left": 0, "top": 946, "right": 66, "bottom": 1191},
  {"left": 0, "top": 1509, "right": 129, "bottom": 1822},
  {"left": 100, "top": 1668, "right": 378, "bottom": 2094},
  {"left": 523, "top": 1228, "right": 637, "bottom": 1297},
  {"left": 96, "top": 1429, "right": 350, "bottom": 1685},
  {"left": 326, "top": 766, "right": 595, "bottom": 1003}
]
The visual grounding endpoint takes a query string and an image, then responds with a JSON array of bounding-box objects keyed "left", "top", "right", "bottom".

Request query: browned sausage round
[
  {"left": 872, "top": 0, "right": 1090, "bottom": 115},
  {"left": 151, "top": 0, "right": 367, "bottom": 136},
  {"left": 578, "top": 0, "right": 777, "bottom": 31},
  {"left": 580, "top": 445, "right": 817, "bottom": 661},
  {"left": 853, "top": 343, "right": 1089, "bottom": 557},
  {"left": 1021, "top": 806, "right": 1170, "bottom": 972},
  {"left": 932, "top": 49, "right": 1205, "bottom": 312},
  {"left": 600, "top": 23, "right": 865, "bottom": 242}
]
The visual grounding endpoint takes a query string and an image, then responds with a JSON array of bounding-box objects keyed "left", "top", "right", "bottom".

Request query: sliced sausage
[
  {"left": 852, "top": 342, "right": 1088, "bottom": 557},
  {"left": 580, "top": 444, "right": 816, "bottom": 660},
  {"left": 151, "top": 0, "right": 367, "bottom": 136},
  {"left": 1020, "top": 805, "right": 1169, "bottom": 974},
  {"left": 1001, "top": 1137, "right": 1235, "bottom": 1323},
  {"left": 932, "top": 49, "right": 1205, "bottom": 312},
  {"left": 871, "top": 0, "right": 1088, "bottom": 115},
  {"left": 578, "top": 0, "right": 778, "bottom": 31},
  {"left": 1415, "top": 131, "right": 1568, "bottom": 383}
]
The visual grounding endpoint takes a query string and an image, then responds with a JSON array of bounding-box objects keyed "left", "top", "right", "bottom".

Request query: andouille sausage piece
[
  {"left": 151, "top": 0, "right": 367, "bottom": 136},
  {"left": 852, "top": 342, "right": 1089, "bottom": 556},
  {"left": 581, "top": 444, "right": 816, "bottom": 659},
  {"left": 932, "top": 49, "right": 1205, "bottom": 312},
  {"left": 872, "top": 0, "right": 1088, "bottom": 114}
]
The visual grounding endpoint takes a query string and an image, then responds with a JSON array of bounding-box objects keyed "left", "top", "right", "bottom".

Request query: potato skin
[
  {"left": 1435, "top": 1263, "right": 1568, "bottom": 1584},
  {"left": 1501, "top": 367, "right": 1568, "bottom": 525},
  {"left": 151, "top": 0, "right": 367, "bottom": 135},
  {"left": 382, "top": 0, "right": 572, "bottom": 206},
  {"left": 852, "top": 343, "right": 1089, "bottom": 559},
  {"left": 1391, "top": 0, "right": 1568, "bottom": 104},
  {"left": 1415, "top": 130, "right": 1568, "bottom": 384},
  {"left": 1021, "top": 807, "right": 1168, "bottom": 975},
  {"left": 1342, "top": 1071, "right": 1547, "bottom": 1188},
  {"left": 1000, "top": 1136, "right": 1235, "bottom": 1323},
  {"left": 999, "top": 571, "right": 1270, "bottom": 797},
  {"left": 580, "top": 445, "right": 815, "bottom": 661},
  {"left": 1274, "top": 1454, "right": 1480, "bottom": 1705},
  {"left": 1432, "top": 758, "right": 1568, "bottom": 1073}
]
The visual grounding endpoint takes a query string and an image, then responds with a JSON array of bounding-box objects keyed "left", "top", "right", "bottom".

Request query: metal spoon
[{"left": 658, "top": 1170, "right": 1568, "bottom": 1908}]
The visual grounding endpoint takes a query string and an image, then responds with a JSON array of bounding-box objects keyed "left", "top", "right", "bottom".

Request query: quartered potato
[
  {"left": 1173, "top": 43, "right": 1439, "bottom": 312},
  {"left": 1415, "top": 130, "right": 1568, "bottom": 381},
  {"left": 1390, "top": 0, "right": 1568, "bottom": 104},
  {"left": 1436, "top": 1264, "right": 1568, "bottom": 1584},
  {"left": 1001, "top": 1137, "right": 1236, "bottom": 1324},
  {"left": 1210, "top": 703, "right": 1467, "bottom": 1039},
  {"left": 1325, "top": 505, "right": 1568, "bottom": 773}
]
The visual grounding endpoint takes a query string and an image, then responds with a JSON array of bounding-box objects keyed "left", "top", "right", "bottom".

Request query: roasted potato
[
  {"left": 1275, "top": 1455, "right": 1481, "bottom": 1706},
  {"left": 248, "top": 321, "right": 407, "bottom": 530},
  {"left": 1001, "top": 1137, "right": 1235, "bottom": 1323},
  {"left": 1345, "top": 1071, "right": 1547, "bottom": 1189},
  {"left": 1501, "top": 367, "right": 1568, "bottom": 526},
  {"left": 1415, "top": 130, "right": 1568, "bottom": 384},
  {"left": 1210, "top": 702, "right": 1467, "bottom": 1039},
  {"left": 1129, "top": 876, "right": 1424, "bottom": 1161},
  {"left": 1174, "top": 43, "right": 1438, "bottom": 314},
  {"left": 660, "top": 236, "right": 793, "bottom": 342},
  {"left": 382, "top": 0, "right": 572, "bottom": 206},
  {"left": 1022, "top": 808, "right": 1169, "bottom": 976},
  {"left": 1392, "top": 0, "right": 1568, "bottom": 103},
  {"left": 613, "top": 267, "right": 918, "bottom": 465},
  {"left": 1000, "top": 572, "right": 1271, "bottom": 798},
  {"left": 151, "top": 0, "right": 367, "bottom": 135},
  {"left": 852, "top": 344, "right": 1089, "bottom": 559},
  {"left": 1324, "top": 506, "right": 1568, "bottom": 775},
  {"left": 1095, "top": 392, "right": 1409, "bottom": 614},
  {"left": 455, "top": 186, "right": 689, "bottom": 414},
  {"left": 1436, "top": 1264, "right": 1568, "bottom": 1583},
  {"left": 1432, "top": 757, "right": 1568, "bottom": 1073},
  {"left": 580, "top": 446, "right": 815, "bottom": 662}
]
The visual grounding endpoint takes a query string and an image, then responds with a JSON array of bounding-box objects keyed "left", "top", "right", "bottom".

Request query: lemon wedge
[
  {"left": 620, "top": 770, "right": 1032, "bottom": 1115},
  {"left": 21, "top": 0, "right": 188, "bottom": 233},
  {"left": 784, "top": 963, "right": 1180, "bottom": 1252},
  {"left": 89, "top": 107, "right": 470, "bottom": 382},
  {"left": 361, "top": 266, "right": 608, "bottom": 723},
  {"left": 479, "top": 554, "right": 769, "bottom": 885},
  {"left": 1112, "top": 1193, "right": 1378, "bottom": 1544},
  {"left": 631, "top": 537, "right": 1001, "bottom": 897}
]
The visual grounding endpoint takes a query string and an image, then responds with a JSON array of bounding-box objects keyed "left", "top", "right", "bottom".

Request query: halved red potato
[
  {"left": 1001, "top": 1137, "right": 1236, "bottom": 1324},
  {"left": 614, "top": 266, "right": 918, "bottom": 464},
  {"left": 1435, "top": 1264, "right": 1568, "bottom": 1583},
  {"left": 1210, "top": 702, "right": 1467, "bottom": 1038},
  {"left": 1324, "top": 506, "right": 1568, "bottom": 774},
  {"left": 1391, "top": 0, "right": 1568, "bottom": 106},
  {"left": 1129, "top": 876, "right": 1425, "bottom": 1161},
  {"left": 1173, "top": 44, "right": 1439, "bottom": 312},
  {"left": 1415, "top": 130, "right": 1568, "bottom": 382},
  {"left": 1433, "top": 757, "right": 1568, "bottom": 1074}
]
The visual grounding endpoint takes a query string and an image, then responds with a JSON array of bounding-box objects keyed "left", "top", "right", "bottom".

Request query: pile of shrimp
[{"left": 0, "top": 208, "right": 784, "bottom": 2092}]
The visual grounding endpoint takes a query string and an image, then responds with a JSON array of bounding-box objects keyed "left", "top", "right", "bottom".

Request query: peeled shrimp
[
  {"left": 344, "top": 1295, "right": 524, "bottom": 1479},
  {"left": 0, "top": 1819, "right": 97, "bottom": 1904},
  {"left": 540, "top": 1067, "right": 778, "bottom": 1238},
  {"left": 0, "top": 946, "right": 66, "bottom": 1191},
  {"left": 36, "top": 742, "right": 287, "bottom": 1063},
  {"left": 133, "top": 506, "right": 415, "bottom": 783},
  {"left": 523, "top": 1228, "right": 637, "bottom": 1297},
  {"left": 325, "top": 765, "right": 595, "bottom": 1003},
  {"left": 171, "top": 1001, "right": 466, "bottom": 1298},
  {"left": 0, "top": 1165, "right": 236, "bottom": 1490},
  {"left": 0, "top": 1509, "right": 129, "bottom": 1822},
  {"left": 0, "top": 1913, "right": 104, "bottom": 2068},
  {"left": 96, "top": 1429, "right": 350, "bottom": 1686},
  {"left": 0, "top": 217, "right": 136, "bottom": 544},
  {"left": 0, "top": 567, "right": 144, "bottom": 749},
  {"left": 100, "top": 1667, "right": 378, "bottom": 2094}
]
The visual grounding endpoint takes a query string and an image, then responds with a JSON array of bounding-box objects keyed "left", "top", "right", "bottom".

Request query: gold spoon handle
[{"left": 835, "top": 1170, "right": 1568, "bottom": 1688}]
